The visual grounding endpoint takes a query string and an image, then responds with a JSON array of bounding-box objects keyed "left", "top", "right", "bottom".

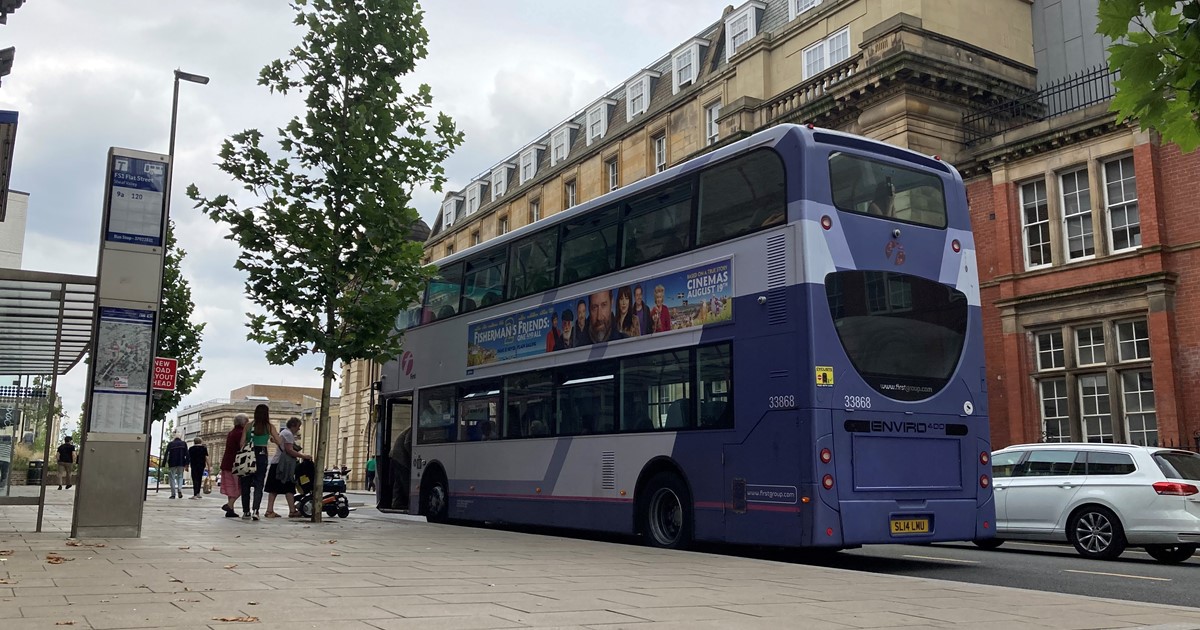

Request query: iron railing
[{"left": 962, "top": 65, "right": 1117, "bottom": 146}]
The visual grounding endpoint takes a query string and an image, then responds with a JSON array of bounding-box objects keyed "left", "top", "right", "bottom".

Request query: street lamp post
[{"left": 148, "top": 69, "right": 209, "bottom": 498}]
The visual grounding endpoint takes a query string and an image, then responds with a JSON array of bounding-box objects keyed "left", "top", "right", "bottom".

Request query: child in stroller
[{"left": 294, "top": 460, "right": 352, "bottom": 518}]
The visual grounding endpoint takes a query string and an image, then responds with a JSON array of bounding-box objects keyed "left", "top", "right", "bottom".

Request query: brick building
[{"left": 336, "top": 0, "right": 1199, "bottom": 457}]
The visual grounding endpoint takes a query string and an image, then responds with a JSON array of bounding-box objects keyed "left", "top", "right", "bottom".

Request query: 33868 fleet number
[{"left": 768, "top": 395, "right": 796, "bottom": 409}]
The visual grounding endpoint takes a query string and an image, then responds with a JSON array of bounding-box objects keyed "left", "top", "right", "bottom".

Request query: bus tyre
[
  {"left": 641, "top": 472, "right": 693, "bottom": 550},
  {"left": 972, "top": 538, "right": 1004, "bottom": 550},
  {"left": 1069, "top": 506, "right": 1126, "bottom": 560},
  {"left": 1145, "top": 544, "right": 1196, "bottom": 564},
  {"left": 421, "top": 472, "right": 449, "bottom": 523}
]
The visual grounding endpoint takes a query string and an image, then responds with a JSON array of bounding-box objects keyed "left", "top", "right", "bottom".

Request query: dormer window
[
  {"left": 586, "top": 98, "right": 617, "bottom": 146},
  {"left": 725, "top": 1, "right": 766, "bottom": 61},
  {"left": 491, "top": 163, "right": 514, "bottom": 201},
  {"left": 466, "top": 180, "right": 488, "bottom": 215},
  {"left": 519, "top": 144, "right": 545, "bottom": 185},
  {"left": 441, "top": 195, "right": 464, "bottom": 229},
  {"left": 625, "top": 71, "right": 660, "bottom": 119},
  {"left": 672, "top": 38, "right": 709, "bottom": 95},
  {"left": 789, "top": 0, "right": 821, "bottom": 21},
  {"left": 550, "top": 123, "right": 580, "bottom": 167}
]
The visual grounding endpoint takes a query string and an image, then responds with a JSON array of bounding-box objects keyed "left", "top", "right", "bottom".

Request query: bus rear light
[
  {"left": 807, "top": 123, "right": 815, "bottom": 130},
  {"left": 980, "top": 475, "right": 990, "bottom": 489},
  {"left": 826, "top": 527, "right": 834, "bottom": 536},
  {"left": 983, "top": 520, "right": 990, "bottom": 529},
  {"left": 819, "top": 448, "right": 832, "bottom": 464},
  {"left": 801, "top": 496, "right": 811, "bottom": 503},
  {"left": 821, "top": 215, "right": 833, "bottom": 230},
  {"left": 1153, "top": 481, "right": 1199, "bottom": 496},
  {"left": 822, "top": 474, "right": 834, "bottom": 490},
  {"left": 952, "top": 239, "right": 962, "bottom": 253},
  {"left": 933, "top": 155, "right": 942, "bottom": 161},
  {"left": 979, "top": 451, "right": 989, "bottom": 465}
]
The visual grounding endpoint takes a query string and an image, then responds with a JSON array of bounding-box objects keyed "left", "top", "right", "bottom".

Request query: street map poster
[
  {"left": 467, "top": 259, "right": 732, "bottom": 367},
  {"left": 89, "top": 307, "right": 155, "bottom": 433},
  {"left": 105, "top": 154, "right": 167, "bottom": 247}
]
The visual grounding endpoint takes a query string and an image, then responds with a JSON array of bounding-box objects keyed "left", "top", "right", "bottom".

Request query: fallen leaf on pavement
[
  {"left": 46, "top": 554, "right": 74, "bottom": 564},
  {"left": 247, "top": 601, "right": 258, "bottom": 605},
  {"left": 212, "top": 616, "right": 258, "bottom": 623},
  {"left": 0, "top": 550, "right": 13, "bottom": 556},
  {"left": 0, "top": 578, "right": 15, "bottom": 584},
  {"left": 169, "top": 578, "right": 183, "bottom": 583},
  {"left": 223, "top": 564, "right": 237, "bottom": 569},
  {"left": 54, "top": 622, "right": 76, "bottom": 626},
  {"left": 330, "top": 552, "right": 340, "bottom": 556},
  {"left": 326, "top": 539, "right": 337, "bottom": 544},
  {"left": 178, "top": 546, "right": 190, "bottom": 550},
  {"left": 65, "top": 541, "right": 82, "bottom": 547}
]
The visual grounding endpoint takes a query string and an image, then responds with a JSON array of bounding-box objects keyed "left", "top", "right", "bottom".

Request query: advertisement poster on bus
[{"left": 467, "top": 259, "right": 732, "bottom": 366}]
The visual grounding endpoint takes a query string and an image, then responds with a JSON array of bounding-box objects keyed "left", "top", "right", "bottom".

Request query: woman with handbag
[
  {"left": 219, "top": 414, "right": 249, "bottom": 518},
  {"left": 238, "top": 404, "right": 282, "bottom": 521}
]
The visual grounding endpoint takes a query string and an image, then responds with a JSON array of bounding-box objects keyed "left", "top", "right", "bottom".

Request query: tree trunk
[{"left": 311, "top": 352, "right": 336, "bottom": 523}]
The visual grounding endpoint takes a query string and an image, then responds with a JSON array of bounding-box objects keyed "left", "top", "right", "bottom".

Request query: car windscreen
[{"left": 1154, "top": 451, "right": 1200, "bottom": 481}]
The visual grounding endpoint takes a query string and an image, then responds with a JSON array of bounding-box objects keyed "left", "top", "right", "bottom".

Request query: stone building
[
  {"left": 195, "top": 384, "right": 338, "bottom": 473},
  {"left": 338, "top": 0, "right": 1199, "bottom": 456}
]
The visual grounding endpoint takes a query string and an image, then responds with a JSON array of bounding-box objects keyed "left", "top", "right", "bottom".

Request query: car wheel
[
  {"left": 640, "top": 472, "right": 693, "bottom": 550},
  {"left": 973, "top": 538, "right": 1004, "bottom": 550},
  {"left": 1144, "top": 544, "right": 1196, "bottom": 564},
  {"left": 1069, "top": 506, "right": 1126, "bottom": 560}
]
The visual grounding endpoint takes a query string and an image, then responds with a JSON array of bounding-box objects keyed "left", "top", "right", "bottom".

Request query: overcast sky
[{"left": 0, "top": 0, "right": 736, "bottom": 433}]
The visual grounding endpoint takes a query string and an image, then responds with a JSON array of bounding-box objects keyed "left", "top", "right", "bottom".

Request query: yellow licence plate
[{"left": 890, "top": 518, "right": 930, "bottom": 535}]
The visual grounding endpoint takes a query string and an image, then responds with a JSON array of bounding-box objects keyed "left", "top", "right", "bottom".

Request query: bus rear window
[
  {"left": 828, "top": 152, "right": 947, "bottom": 228},
  {"left": 825, "top": 271, "right": 966, "bottom": 401}
]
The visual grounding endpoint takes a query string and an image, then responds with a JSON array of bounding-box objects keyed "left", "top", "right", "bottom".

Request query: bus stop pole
[{"left": 35, "top": 283, "right": 67, "bottom": 533}]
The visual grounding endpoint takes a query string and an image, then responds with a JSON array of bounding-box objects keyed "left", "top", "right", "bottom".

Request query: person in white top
[{"left": 264, "top": 417, "right": 311, "bottom": 518}]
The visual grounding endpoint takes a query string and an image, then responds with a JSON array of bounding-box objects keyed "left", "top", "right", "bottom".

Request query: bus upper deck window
[{"left": 828, "top": 152, "right": 947, "bottom": 229}]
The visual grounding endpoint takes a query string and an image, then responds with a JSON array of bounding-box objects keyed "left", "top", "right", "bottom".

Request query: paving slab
[{"left": 1, "top": 490, "right": 1199, "bottom": 629}]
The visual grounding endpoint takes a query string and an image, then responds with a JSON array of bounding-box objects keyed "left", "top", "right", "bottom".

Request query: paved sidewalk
[{"left": 2, "top": 491, "right": 1200, "bottom": 629}]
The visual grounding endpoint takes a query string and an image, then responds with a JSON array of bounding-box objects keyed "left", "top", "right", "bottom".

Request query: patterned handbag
[{"left": 232, "top": 442, "right": 257, "bottom": 477}]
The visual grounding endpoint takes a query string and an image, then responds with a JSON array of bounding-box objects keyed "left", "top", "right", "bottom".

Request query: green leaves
[
  {"left": 151, "top": 221, "right": 206, "bottom": 422},
  {"left": 187, "top": 0, "right": 460, "bottom": 371},
  {"left": 1100, "top": 0, "right": 1200, "bottom": 152}
]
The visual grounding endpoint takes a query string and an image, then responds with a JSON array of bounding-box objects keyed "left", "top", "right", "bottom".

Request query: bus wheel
[
  {"left": 421, "top": 472, "right": 449, "bottom": 523},
  {"left": 642, "top": 473, "right": 693, "bottom": 550}
]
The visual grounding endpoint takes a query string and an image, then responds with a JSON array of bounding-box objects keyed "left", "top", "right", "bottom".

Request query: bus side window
[
  {"left": 697, "top": 150, "right": 786, "bottom": 247},
  {"left": 508, "top": 230, "right": 558, "bottom": 300},
  {"left": 558, "top": 206, "right": 618, "bottom": 286},
  {"left": 619, "top": 349, "right": 691, "bottom": 432},
  {"left": 462, "top": 251, "right": 506, "bottom": 314},
  {"left": 503, "top": 371, "right": 554, "bottom": 438},
  {"left": 417, "top": 387, "right": 457, "bottom": 444},
  {"left": 697, "top": 344, "right": 733, "bottom": 429},
  {"left": 621, "top": 181, "right": 692, "bottom": 267},
  {"left": 424, "top": 263, "right": 463, "bottom": 323}
]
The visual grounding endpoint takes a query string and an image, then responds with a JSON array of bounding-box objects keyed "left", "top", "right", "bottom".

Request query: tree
[
  {"left": 152, "top": 221, "right": 206, "bottom": 423},
  {"left": 1099, "top": 0, "right": 1200, "bottom": 151},
  {"left": 188, "top": 0, "right": 462, "bottom": 521}
]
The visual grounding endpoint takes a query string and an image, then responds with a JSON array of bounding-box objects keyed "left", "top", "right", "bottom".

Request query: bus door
[{"left": 378, "top": 396, "right": 413, "bottom": 512}]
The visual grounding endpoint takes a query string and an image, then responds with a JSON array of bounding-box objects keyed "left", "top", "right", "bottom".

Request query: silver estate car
[{"left": 975, "top": 443, "right": 1200, "bottom": 563}]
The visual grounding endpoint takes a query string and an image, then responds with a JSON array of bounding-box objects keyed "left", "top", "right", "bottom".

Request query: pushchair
[{"left": 294, "top": 460, "right": 352, "bottom": 518}]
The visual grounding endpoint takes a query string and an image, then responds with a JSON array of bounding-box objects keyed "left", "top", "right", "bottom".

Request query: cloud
[{"left": 0, "top": 0, "right": 734, "bottom": 425}]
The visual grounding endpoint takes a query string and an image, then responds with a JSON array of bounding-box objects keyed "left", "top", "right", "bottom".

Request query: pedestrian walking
[
  {"left": 188, "top": 438, "right": 209, "bottom": 499},
  {"left": 365, "top": 456, "right": 376, "bottom": 492},
  {"left": 56, "top": 436, "right": 76, "bottom": 490},
  {"left": 264, "top": 417, "right": 312, "bottom": 518},
  {"left": 239, "top": 404, "right": 281, "bottom": 520},
  {"left": 165, "top": 435, "right": 189, "bottom": 499},
  {"left": 219, "top": 414, "right": 248, "bottom": 518}
]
